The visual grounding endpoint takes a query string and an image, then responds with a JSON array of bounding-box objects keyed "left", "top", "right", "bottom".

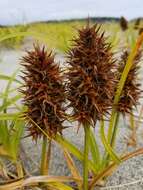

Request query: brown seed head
[
  {"left": 139, "top": 27, "right": 143, "bottom": 35},
  {"left": 134, "top": 18, "right": 141, "bottom": 30},
  {"left": 67, "top": 24, "right": 117, "bottom": 125},
  {"left": 120, "top": 16, "right": 128, "bottom": 31},
  {"left": 117, "top": 50, "right": 142, "bottom": 114},
  {"left": 20, "top": 45, "right": 66, "bottom": 140}
]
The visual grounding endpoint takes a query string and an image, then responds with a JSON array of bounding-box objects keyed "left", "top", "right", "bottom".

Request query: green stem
[
  {"left": 110, "top": 113, "right": 120, "bottom": 148},
  {"left": 40, "top": 136, "right": 51, "bottom": 175},
  {"left": 28, "top": 117, "right": 97, "bottom": 173},
  {"left": 101, "top": 113, "right": 120, "bottom": 169},
  {"left": 56, "top": 134, "right": 97, "bottom": 173},
  {"left": 83, "top": 123, "right": 90, "bottom": 190},
  {"left": 16, "top": 161, "right": 23, "bottom": 178},
  {"left": 130, "top": 112, "right": 135, "bottom": 130},
  {"left": 107, "top": 111, "right": 118, "bottom": 143}
]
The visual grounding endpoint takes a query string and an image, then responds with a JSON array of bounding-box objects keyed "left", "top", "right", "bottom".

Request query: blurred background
[
  {"left": 0, "top": 0, "right": 142, "bottom": 25},
  {"left": 0, "top": 0, "right": 143, "bottom": 77}
]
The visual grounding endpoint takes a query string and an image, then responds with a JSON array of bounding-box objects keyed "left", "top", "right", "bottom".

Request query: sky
[{"left": 0, "top": 0, "right": 143, "bottom": 25}]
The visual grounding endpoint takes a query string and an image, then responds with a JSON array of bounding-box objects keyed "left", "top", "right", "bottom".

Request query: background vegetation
[{"left": 0, "top": 18, "right": 141, "bottom": 51}]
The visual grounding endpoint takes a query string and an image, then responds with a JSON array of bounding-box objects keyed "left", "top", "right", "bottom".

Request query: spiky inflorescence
[
  {"left": 134, "top": 18, "right": 141, "bottom": 30},
  {"left": 117, "top": 50, "right": 142, "bottom": 114},
  {"left": 20, "top": 45, "right": 66, "bottom": 140},
  {"left": 139, "top": 28, "right": 143, "bottom": 35},
  {"left": 120, "top": 16, "right": 128, "bottom": 31},
  {"left": 67, "top": 24, "right": 117, "bottom": 126}
]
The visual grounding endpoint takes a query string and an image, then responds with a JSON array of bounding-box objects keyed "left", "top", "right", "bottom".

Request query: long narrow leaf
[
  {"left": 89, "top": 148, "right": 143, "bottom": 190},
  {"left": 89, "top": 128, "right": 101, "bottom": 171},
  {"left": 0, "top": 95, "right": 22, "bottom": 112},
  {"left": 64, "top": 149, "right": 82, "bottom": 190},
  {"left": 0, "top": 121, "right": 9, "bottom": 144},
  {"left": 28, "top": 117, "right": 97, "bottom": 173},
  {"left": 0, "top": 74, "right": 22, "bottom": 84},
  {"left": 56, "top": 135, "right": 97, "bottom": 173},
  {"left": 100, "top": 120, "right": 121, "bottom": 164},
  {"left": 9, "top": 120, "right": 24, "bottom": 160},
  {"left": 108, "top": 32, "right": 143, "bottom": 145},
  {"left": 48, "top": 182, "right": 74, "bottom": 190},
  {"left": 0, "top": 31, "right": 54, "bottom": 47},
  {"left": 0, "top": 113, "right": 22, "bottom": 120},
  {"left": 0, "top": 176, "right": 78, "bottom": 190}
]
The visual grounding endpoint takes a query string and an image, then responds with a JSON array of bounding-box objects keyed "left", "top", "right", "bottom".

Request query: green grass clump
[
  {"left": 0, "top": 24, "right": 29, "bottom": 49},
  {"left": 0, "top": 19, "right": 142, "bottom": 52},
  {"left": 27, "top": 21, "right": 85, "bottom": 51}
]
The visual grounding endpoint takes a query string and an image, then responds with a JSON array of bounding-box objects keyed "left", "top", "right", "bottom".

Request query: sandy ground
[
  {"left": 21, "top": 121, "right": 143, "bottom": 190},
  {"left": 1, "top": 48, "right": 143, "bottom": 190}
]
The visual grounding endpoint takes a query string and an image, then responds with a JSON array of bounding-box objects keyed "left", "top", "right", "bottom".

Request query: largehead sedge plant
[
  {"left": 67, "top": 24, "right": 116, "bottom": 125},
  {"left": 21, "top": 45, "right": 66, "bottom": 140},
  {"left": 139, "top": 28, "right": 143, "bottom": 35},
  {"left": 102, "top": 48, "right": 143, "bottom": 171},
  {"left": 134, "top": 18, "right": 141, "bottom": 30},
  {"left": 67, "top": 23, "right": 117, "bottom": 189},
  {"left": 120, "top": 16, "right": 128, "bottom": 31},
  {"left": 117, "top": 50, "right": 142, "bottom": 114},
  {"left": 20, "top": 45, "right": 66, "bottom": 176}
]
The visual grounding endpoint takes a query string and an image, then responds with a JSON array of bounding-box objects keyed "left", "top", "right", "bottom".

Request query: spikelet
[
  {"left": 20, "top": 45, "right": 66, "bottom": 140},
  {"left": 120, "top": 16, "right": 128, "bottom": 31},
  {"left": 134, "top": 18, "right": 141, "bottom": 30},
  {"left": 117, "top": 50, "right": 142, "bottom": 114},
  {"left": 139, "top": 28, "right": 143, "bottom": 35},
  {"left": 67, "top": 23, "right": 116, "bottom": 126}
]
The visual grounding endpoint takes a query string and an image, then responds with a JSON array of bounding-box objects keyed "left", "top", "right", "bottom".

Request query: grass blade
[
  {"left": 0, "top": 176, "right": 78, "bottom": 190},
  {"left": 0, "top": 95, "right": 22, "bottom": 112},
  {"left": 100, "top": 120, "right": 121, "bottom": 164},
  {"left": 64, "top": 149, "right": 82, "bottom": 190},
  {"left": 0, "top": 74, "right": 22, "bottom": 84},
  {"left": 89, "top": 128, "right": 101, "bottom": 171},
  {"left": 28, "top": 117, "right": 97, "bottom": 173},
  {"left": 0, "top": 113, "right": 22, "bottom": 120},
  {"left": 89, "top": 147, "right": 143, "bottom": 190},
  {"left": 9, "top": 120, "right": 24, "bottom": 160},
  {"left": 48, "top": 182, "right": 74, "bottom": 190},
  {"left": 108, "top": 32, "right": 143, "bottom": 146}
]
